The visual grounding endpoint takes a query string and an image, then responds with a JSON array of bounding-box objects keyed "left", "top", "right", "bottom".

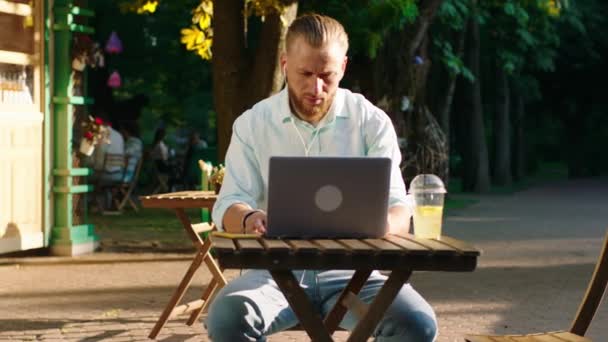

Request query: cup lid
[{"left": 409, "top": 174, "right": 447, "bottom": 194}]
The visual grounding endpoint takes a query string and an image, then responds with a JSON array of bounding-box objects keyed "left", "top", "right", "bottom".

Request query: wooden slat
[
  {"left": 140, "top": 191, "right": 217, "bottom": 209},
  {"left": 395, "top": 233, "right": 459, "bottom": 255},
  {"left": 0, "top": 0, "right": 31, "bottom": 16},
  {"left": 323, "top": 269, "right": 371, "bottom": 334},
  {"left": 287, "top": 240, "right": 319, "bottom": 253},
  {"left": 432, "top": 236, "right": 481, "bottom": 255},
  {"left": 549, "top": 332, "right": 590, "bottom": 342},
  {"left": 0, "top": 50, "right": 34, "bottom": 65},
  {"left": 362, "top": 239, "right": 403, "bottom": 253},
  {"left": 169, "top": 299, "right": 205, "bottom": 318},
  {"left": 383, "top": 235, "right": 430, "bottom": 254},
  {"left": 525, "top": 333, "right": 566, "bottom": 341},
  {"left": 210, "top": 236, "right": 237, "bottom": 252},
  {"left": 236, "top": 238, "right": 266, "bottom": 252},
  {"left": 465, "top": 336, "right": 503, "bottom": 342},
  {"left": 523, "top": 336, "right": 563, "bottom": 342},
  {"left": 508, "top": 335, "right": 542, "bottom": 341},
  {"left": 191, "top": 222, "right": 214, "bottom": 234},
  {"left": 260, "top": 238, "right": 291, "bottom": 252},
  {"left": 342, "top": 291, "right": 369, "bottom": 319},
  {"left": 312, "top": 239, "right": 348, "bottom": 253},
  {"left": 337, "top": 239, "right": 377, "bottom": 254},
  {"left": 465, "top": 333, "right": 590, "bottom": 342}
]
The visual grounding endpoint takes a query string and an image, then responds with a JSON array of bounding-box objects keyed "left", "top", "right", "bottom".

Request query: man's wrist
[{"left": 242, "top": 209, "right": 263, "bottom": 231}]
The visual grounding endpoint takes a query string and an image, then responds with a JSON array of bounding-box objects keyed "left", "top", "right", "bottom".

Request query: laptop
[{"left": 265, "top": 156, "right": 391, "bottom": 239}]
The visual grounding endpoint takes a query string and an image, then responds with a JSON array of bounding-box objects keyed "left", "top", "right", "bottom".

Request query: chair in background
[
  {"left": 151, "top": 162, "right": 170, "bottom": 194},
  {"left": 198, "top": 159, "right": 214, "bottom": 223},
  {"left": 93, "top": 153, "right": 125, "bottom": 212},
  {"left": 110, "top": 155, "right": 143, "bottom": 212},
  {"left": 465, "top": 229, "right": 608, "bottom": 342}
]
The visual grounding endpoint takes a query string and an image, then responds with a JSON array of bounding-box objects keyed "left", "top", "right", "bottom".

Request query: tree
[
  {"left": 461, "top": 4, "right": 491, "bottom": 192},
  {"left": 213, "top": 0, "right": 298, "bottom": 160}
]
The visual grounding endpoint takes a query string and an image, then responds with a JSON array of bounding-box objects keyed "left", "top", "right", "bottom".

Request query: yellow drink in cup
[
  {"left": 413, "top": 205, "right": 444, "bottom": 239},
  {"left": 409, "top": 174, "right": 446, "bottom": 240}
]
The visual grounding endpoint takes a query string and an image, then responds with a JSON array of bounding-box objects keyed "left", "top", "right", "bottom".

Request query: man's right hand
[{"left": 243, "top": 210, "right": 267, "bottom": 235}]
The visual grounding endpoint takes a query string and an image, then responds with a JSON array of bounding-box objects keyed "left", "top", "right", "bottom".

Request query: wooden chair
[
  {"left": 465, "top": 230, "right": 608, "bottom": 342},
  {"left": 92, "top": 153, "right": 125, "bottom": 211},
  {"left": 151, "top": 163, "right": 170, "bottom": 194},
  {"left": 198, "top": 159, "right": 214, "bottom": 222},
  {"left": 110, "top": 156, "right": 143, "bottom": 212}
]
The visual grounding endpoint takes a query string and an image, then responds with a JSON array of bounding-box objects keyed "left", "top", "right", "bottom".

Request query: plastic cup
[{"left": 409, "top": 174, "right": 446, "bottom": 239}]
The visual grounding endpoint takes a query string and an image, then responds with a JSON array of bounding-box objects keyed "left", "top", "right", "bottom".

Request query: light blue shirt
[{"left": 212, "top": 87, "right": 412, "bottom": 230}]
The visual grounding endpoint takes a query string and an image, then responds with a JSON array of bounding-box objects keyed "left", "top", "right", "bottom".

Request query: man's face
[{"left": 281, "top": 37, "right": 347, "bottom": 122}]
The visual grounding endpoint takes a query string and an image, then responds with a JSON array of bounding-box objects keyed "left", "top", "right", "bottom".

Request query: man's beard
[{"left": 288, "top": 83, "right": 334, "bottom": 120}]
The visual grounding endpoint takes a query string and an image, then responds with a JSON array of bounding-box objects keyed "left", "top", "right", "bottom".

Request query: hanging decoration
[
  {"left": 105, "top": 31, "right": 123, "bottom": 54},
  {"left": 107, "top": 71, "right": 122, "bottom": 88}
]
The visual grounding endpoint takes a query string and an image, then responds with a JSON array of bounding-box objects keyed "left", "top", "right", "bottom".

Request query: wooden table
[
  {"left": 140, "top": 191, "right": 226, "bottom": 339},
  {"left": 211, "top": 233, "right": 480, "bottom": 342}
]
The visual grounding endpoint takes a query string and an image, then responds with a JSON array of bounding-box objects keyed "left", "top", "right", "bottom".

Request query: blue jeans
[{"left": 205, "top": 270, "right": 437, "bottom": 341}]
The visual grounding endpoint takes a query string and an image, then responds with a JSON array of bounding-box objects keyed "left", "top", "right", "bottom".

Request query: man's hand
[{"left": 243, "top": 210, "right": 267, "bottom": 235}]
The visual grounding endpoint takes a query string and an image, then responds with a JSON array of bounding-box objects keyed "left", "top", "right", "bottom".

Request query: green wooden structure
[{"left": 49, "top": 0, "right": 98, "bottom": 255}]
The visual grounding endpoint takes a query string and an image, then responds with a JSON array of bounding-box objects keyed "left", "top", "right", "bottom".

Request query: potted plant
[
  {"left": 80, "top": 115, "right": 110, "bottom": 156},
  {"left": 209, "top": 164, "right": 225, "bottom": 194}
]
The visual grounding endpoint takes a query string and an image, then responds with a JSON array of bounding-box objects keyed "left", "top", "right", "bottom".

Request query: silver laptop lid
[{"left": 266, "top": 156, "right": 391, "bottom": 239}]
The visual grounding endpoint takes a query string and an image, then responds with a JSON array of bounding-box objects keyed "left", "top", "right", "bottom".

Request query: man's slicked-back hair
[{"left": 286, "top": 13, "right": 349, "bottom": 53}]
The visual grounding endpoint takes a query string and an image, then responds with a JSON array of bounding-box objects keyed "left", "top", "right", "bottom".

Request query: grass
[{"left": 90, "top": 208, "right": 202, "bottom": 253}]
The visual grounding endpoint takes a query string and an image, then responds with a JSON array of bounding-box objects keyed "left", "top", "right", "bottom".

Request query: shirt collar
[{"left": 278, "top": 87, "right": 348, "bottom": 124}]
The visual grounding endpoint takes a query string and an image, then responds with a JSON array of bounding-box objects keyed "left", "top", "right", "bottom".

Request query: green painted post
[
  {"left": 50, "top": 0, "right": 98, "bottom": 255},
  {"left": 43, "top": 0, "right": 52, "bottom": 246}
]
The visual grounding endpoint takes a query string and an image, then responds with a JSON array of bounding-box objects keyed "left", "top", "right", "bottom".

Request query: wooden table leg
[
  {"left": 270, "top": 270, "right": 334, "bottom": 342},
  {"left": 186, "top": 263, "right": 227, "bottom": 326},
  {"left": 323, "top": 269, "right": 372, "bottom": 334},
  {"left": 186, "top": 277, "right": 218, "bottom": 326},
  {"left": 148, "top": 250, "right": 206, "bottom": 339},
  {"left": 346, "top": 269, "right": 412, "bottom": 342}
]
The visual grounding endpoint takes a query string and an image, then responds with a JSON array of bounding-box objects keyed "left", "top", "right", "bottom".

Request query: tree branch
[
  {"left": 409, "top": 0, "right": 444, "bottom": 57},
  {"left": 246, "top": 1, "right": 298, "bottom": 106}
]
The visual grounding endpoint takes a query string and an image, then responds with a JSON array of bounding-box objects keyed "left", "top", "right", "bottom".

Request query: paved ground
[{"left": 1, "top": 178, "right": 607, "bottom": 341}]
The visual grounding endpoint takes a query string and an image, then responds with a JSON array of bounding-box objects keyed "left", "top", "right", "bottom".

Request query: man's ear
[
  {"left": 342, "top": 56, "right": 348, "bottom": 73},
  {"left": 280, "top": 54, "right": 287, "bottom": 76}
]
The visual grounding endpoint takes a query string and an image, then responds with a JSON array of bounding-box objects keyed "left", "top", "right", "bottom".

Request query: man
[{"left": 206, "top": 14, "right": 437, "bottom": 342}]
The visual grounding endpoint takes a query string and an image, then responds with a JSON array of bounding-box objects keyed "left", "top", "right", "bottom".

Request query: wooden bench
[{"left": 465, "top": 229, "right": 608, "bottom": 342}]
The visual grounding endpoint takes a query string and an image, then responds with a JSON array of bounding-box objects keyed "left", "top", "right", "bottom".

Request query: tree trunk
[
  {"left": 437, "top": 26, "right": 467, "bottom": 138},
  {"left": 213, "top": 0, "right": 298, "bottom": 161},
  {"left": 512, "top": 92, "right": 525, "bottom": 181},
  {"left": 462, "top": 11, "right": 490, "bottom": 193},
  {"left": 367, "top": 0, "right": 445, "bottom": 185},
  {"left": 493, "top": 67, "right": 512, "bottom": 186}
]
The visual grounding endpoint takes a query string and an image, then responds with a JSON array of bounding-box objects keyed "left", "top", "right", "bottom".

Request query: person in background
[
  {"left": 182, "top": 131, "right": 209, "bottom": 189},
  {"left": 89, "top": 113, "right": 125, "bottom": 183},
  {"left": 151, "top": 127, "right": 169, "bottom": 173},
  {"left": 119, "top": 121, "right": 143, "bottom": 183},
  {"left": 87, "top": 111, "right": 125, "bottom": 211}
]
